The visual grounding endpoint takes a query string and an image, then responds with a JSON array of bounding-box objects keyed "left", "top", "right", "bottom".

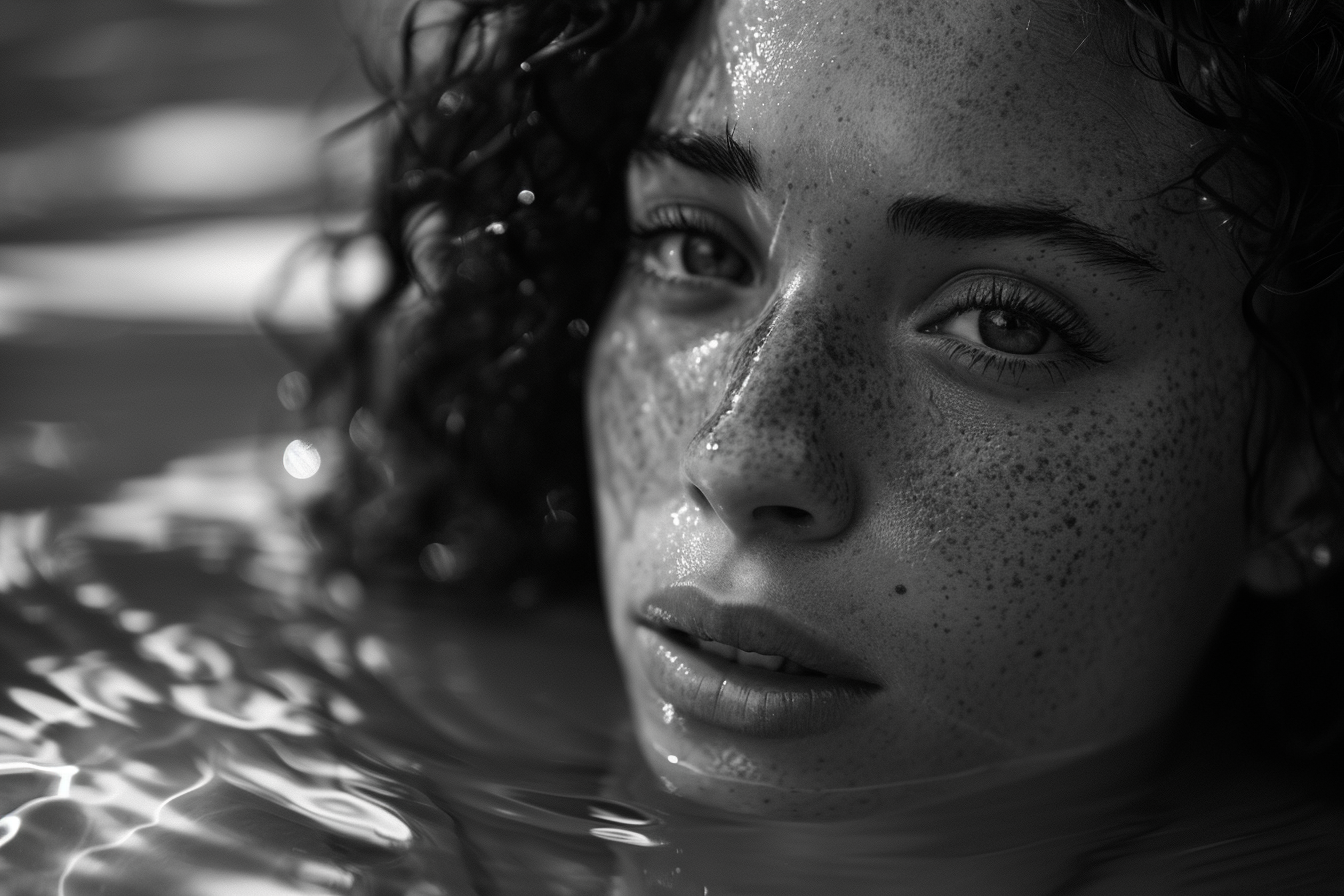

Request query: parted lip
[
  {"left": 631, "top": 585, "right": 879, "bottom": 737},
  {"left": 635, "top": 584, "right": 880, "bottom": 686}
]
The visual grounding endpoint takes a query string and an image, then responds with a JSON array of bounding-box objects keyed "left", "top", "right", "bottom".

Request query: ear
[{"left": 1241, "top": 433, "right": 1336, "bottom": 596}]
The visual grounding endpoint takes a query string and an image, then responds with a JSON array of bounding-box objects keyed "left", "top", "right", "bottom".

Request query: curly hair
[
  {"left": 302, "top": 0, "right": 698, "bottom": 604},
  {"left": 1109, "top": 0, "right": 1344, "bottom": 777},
  {"left": 304, "top": 0, "right": 1343, "bottom": 762}
]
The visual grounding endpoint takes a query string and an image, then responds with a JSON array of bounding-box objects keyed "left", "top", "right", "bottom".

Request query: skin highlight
[{"left": 587, "top": 0, "right": 1259, "bottom": 817}]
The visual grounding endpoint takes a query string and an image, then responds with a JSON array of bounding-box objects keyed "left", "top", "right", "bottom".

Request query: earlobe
[
  {"left": 1242, "top": 525, "right": 1333, "bottom": 597},
  {"left": 1240, "top": 422, "right": 1338, "bottom": 597}
]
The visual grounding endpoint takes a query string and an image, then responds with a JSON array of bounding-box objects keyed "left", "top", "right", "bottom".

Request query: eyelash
[
  {"left": 625, "top": 211, "right": 1107, "bottom": 385},
  {"left": 923, "top": 276, "right": 1110, "bottom": 384},
  {"left": 627, "top": 206, "right": 754, "bottom": 285}
]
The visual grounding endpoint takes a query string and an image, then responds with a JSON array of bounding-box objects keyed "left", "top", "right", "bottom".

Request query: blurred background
[{"left": 0, "top": 0, "right": 385, "bottom": 510}]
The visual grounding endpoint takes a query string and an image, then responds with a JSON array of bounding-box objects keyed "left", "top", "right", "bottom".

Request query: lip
[{"left": 632, "top": 585, "right": 879, "bottom": 738}]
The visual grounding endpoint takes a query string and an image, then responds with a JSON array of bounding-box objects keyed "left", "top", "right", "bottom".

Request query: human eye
[
  {"left": 628, "top": 205, "right": 755, "bottom": 298},
  {"left": 918, "top": 273, "right": 1110, "bottom": 384}
]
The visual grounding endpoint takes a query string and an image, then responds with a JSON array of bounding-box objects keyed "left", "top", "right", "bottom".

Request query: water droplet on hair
[
  {"left": 277, "top": 371, "right": 310, "bottom": 411},
  {"left": 282, "top": 440, "right": 321, "bottom": 480},
  {"left": 348, "top": 408, "right": 384, "bottom": 454},
  {"left": 437, "top": 90, "right": 467, "bottom": 114},
  {"left": 420, "top": 543, "right": 463, "bottom": 582}
]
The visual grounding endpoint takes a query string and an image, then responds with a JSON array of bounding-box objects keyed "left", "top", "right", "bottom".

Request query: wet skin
[{"left": 586, "top": 0, "right": 1257, "bottom": 817}]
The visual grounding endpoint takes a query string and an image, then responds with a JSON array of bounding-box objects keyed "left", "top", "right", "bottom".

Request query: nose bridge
[
  {"left": 704, "top": 296, "right": 829, "bottom": 442},
  {"left": 682, "top": 291, "right": 855, "bottom": 540}
]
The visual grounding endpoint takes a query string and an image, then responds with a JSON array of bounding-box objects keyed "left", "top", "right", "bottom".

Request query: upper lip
[{"left": 635, "top": 585, "right": 880, "bottom": 685}]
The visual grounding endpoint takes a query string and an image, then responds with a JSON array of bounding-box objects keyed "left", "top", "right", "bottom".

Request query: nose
[{"left": 681, "top": 302, "right": 855, "bottom": 542}]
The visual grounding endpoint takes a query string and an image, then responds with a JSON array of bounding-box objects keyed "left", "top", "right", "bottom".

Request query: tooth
[
  {"left": 735, "top": 649, "right": 785, "bottom": 671},
  {"left": 696, "top": 638, "right": 737, "bottom": 661}
]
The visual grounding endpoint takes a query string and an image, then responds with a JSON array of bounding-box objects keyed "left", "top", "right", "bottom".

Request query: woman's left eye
[
  {"left": 919, "top": 275, "right": 1108, "bottom": 382},
  {"left": 930, "top": 305, "right": 1066, "bottom": 356}
]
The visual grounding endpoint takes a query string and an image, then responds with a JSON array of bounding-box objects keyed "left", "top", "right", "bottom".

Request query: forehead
[{"left": 653, "top": 0, "right": 1205, "bottom": 253}]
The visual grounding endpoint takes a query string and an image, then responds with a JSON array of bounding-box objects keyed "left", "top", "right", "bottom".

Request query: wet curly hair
[
  {"left": 1110, "top": 0, "right": 1344, "bottom": 777},
  {"left": 305, "top": 0, "right": 1343, "bottom": 762},
  {"left": 303, "top": 0, "right": 699, "bottom": 603}
]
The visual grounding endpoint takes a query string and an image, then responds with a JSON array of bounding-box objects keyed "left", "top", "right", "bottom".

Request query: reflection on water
[
  {"left": 0, "top": 441, "right": 635, "bottom": 895},
  {"left": 0, "top": 444, "right": 1341, "bottom": 895}
]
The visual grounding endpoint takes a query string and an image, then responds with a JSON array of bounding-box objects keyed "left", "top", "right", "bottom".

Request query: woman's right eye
[
  {"left": 629, "top": 205, "right": 756, "bottom": 293},
  {"left": 641, "top": 231, "right": 751, "bottom": 284}
]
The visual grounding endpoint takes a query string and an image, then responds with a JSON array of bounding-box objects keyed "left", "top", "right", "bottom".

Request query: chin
[{"left": 619, "top": 674, "right": 1022, "bottom": 820}]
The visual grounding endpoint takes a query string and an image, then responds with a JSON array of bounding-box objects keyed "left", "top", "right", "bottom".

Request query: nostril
[{"left": 752, "top": 505, "right": 813, "bottom": 527}]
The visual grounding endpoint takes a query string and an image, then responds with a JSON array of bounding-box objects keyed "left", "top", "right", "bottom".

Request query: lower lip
[{"left": 633, "top": 626, "right": 876, "bottom": 738}]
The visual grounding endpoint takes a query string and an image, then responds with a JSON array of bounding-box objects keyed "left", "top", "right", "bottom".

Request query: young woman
[{"left": 315, "top": 0, "right": 1344, "bottom": 888}]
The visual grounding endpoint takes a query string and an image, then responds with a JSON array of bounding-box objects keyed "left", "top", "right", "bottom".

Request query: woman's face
[{"left": 587, "top": 0, "right": 1255, "bottom": 815}]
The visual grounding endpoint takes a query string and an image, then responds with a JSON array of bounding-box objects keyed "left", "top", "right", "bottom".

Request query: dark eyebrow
[
  {"left": 632, "top": 128, "right": 763, "bottom": 191},
  {"left": 629, "top": 134, "right": 1159, "bottom": 277},
  {"left": 888, "top": 196, "right": 1163, "bottom": 277}
]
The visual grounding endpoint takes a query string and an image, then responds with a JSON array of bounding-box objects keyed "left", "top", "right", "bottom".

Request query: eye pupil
[
  {"left": 978, "top": 308, "right": 1048, "bottom": 354},
  {"left": 682, "top": 234, "right": 746, "bottom": 282}
]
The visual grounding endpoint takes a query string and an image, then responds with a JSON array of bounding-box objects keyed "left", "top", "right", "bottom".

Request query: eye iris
[
  {"left": 682, "top": 234, "right": 745, "bottom": 282},
  {"left": 978, "top": 308, "right": 1048, "bottom": 354}
]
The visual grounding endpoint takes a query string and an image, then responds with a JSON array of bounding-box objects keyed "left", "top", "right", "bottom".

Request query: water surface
[{"left": 2, "top": 435, "right": 1342, "bottom": 896}]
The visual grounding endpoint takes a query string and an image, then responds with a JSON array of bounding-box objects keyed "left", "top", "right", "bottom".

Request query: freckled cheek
[
  {"left": 873, "top": 381, "right": 1247, "bottom": 732},
  {"left": 587, "top": 307, "right": 733, "bottom": 526}
]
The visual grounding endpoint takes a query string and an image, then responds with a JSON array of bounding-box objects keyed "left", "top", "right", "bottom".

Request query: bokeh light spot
[{"left": 282, "top": 439, "right": 321, "bottom": 479}]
